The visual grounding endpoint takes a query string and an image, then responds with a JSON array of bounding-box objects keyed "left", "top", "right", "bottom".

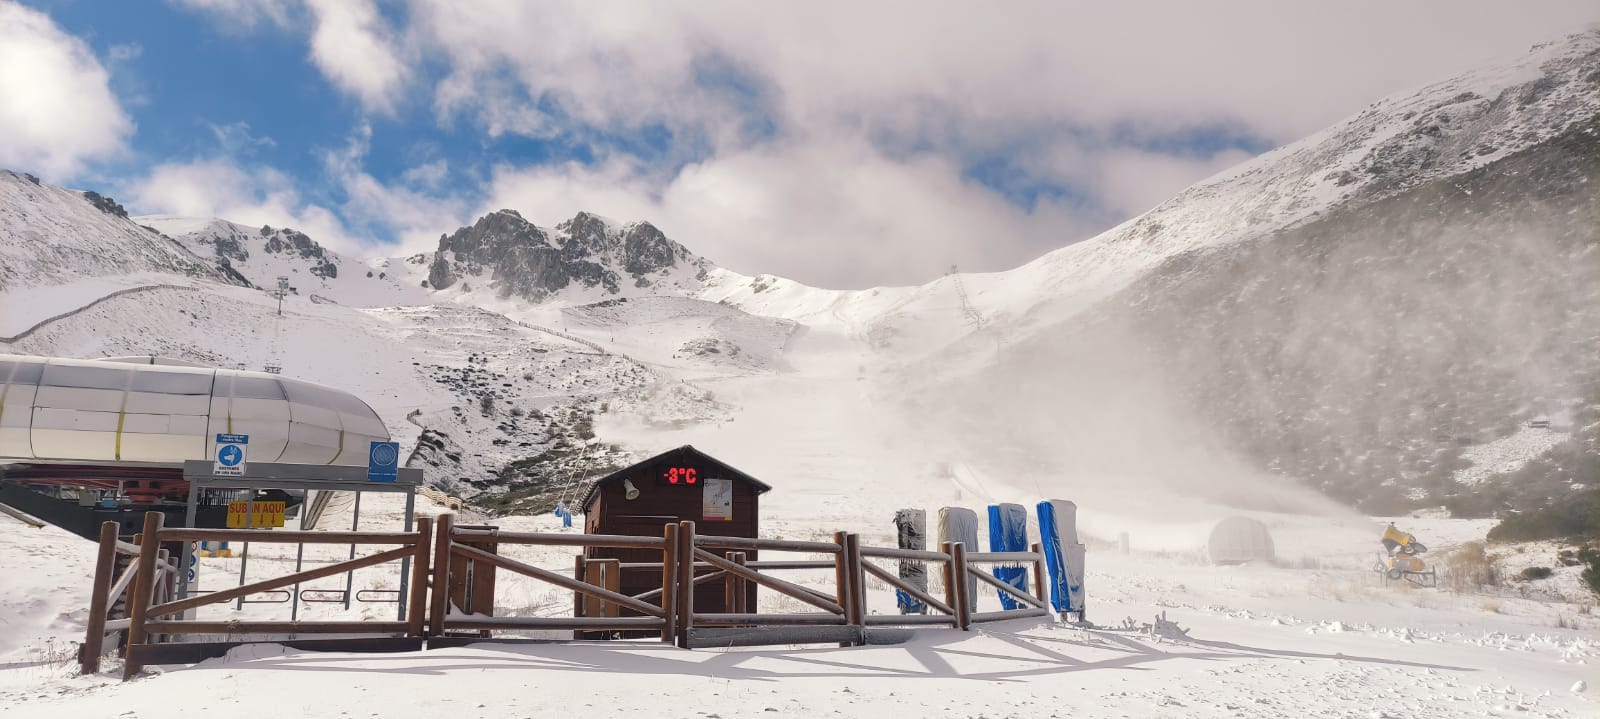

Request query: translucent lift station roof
[{"left": 0, "top": 354, "right": 389, "bottom": 466}]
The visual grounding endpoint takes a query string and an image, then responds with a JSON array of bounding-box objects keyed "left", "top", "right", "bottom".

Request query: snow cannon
[
  {"left": 1374, "top": 523, "right": 1436, "bottom": 587},
  {"left": 1380, "top": 523, "right": 1427, "bottom": 555}
]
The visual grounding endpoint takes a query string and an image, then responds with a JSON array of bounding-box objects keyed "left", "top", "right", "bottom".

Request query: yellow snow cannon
[{"left": 1374, "top": 523, "right": 1436, "bottom": 587}]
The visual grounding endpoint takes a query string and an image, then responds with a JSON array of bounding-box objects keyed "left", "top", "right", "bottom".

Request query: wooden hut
[{"left": 580, "top": 445, "right": 770, "bottom": 620}]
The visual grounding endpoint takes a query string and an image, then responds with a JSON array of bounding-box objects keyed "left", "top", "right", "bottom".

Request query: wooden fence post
[
  {"left": 675, "top": 521, "right": 695, "bottom": 648},
  {"left": 122, "top": 511, "right": 164, "bottom": 680},
  {"left": 81, "top": 521, "right": 119, "bottom": 674},
  {"left": 732, "top": 553, "right": 748, "bottom": 615},
  {"left": 950, "top": 542, "right": 971, "bottom": 631},
  {"left": 940, "top": 541, "right": 957, "bottom": 628},
  {"left": 846, "top": 534, "right": 867, "bottom": 636},
  {"left": 833, "top": 531, "right": 852, "bottom": 646},
  {"left": 572, "top": 555, "right": 588, "bottom": 618},
  {"left": 428, "top": 513, "right": 453, "bottom": 637},
  {"left": 660, "top": 522, "right": 678, "bottom": 643},
  {"left": 723, "top": 552, "right": 739, "bottom": 617},
  {"left": 406, "top": 517, "right": 432, "bottom": 638}
]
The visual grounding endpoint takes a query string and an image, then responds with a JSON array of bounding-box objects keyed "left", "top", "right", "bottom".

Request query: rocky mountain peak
[{"left": 426, "top": 209, "right": 706, "bottom": 302}]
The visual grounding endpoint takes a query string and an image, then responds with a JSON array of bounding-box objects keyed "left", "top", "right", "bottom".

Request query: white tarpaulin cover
[
  {"left": 938, "top": 506, "right": 979, "bottom": 607},
  {"left": 1207, "top": 516, "right": 1275, "bottom": 565}
]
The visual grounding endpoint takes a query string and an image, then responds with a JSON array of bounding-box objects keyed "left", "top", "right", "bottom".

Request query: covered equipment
[
  {"left": 1037, "top": 499, "right": 1086, "bottom": 620},
  {"left": 1206, "top": 516, "right": 1275, "bottom": 565}
]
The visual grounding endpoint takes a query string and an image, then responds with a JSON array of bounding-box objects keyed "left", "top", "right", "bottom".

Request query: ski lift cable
[{"left": 556, "top": 440, "right": 592, "bottom": 505}]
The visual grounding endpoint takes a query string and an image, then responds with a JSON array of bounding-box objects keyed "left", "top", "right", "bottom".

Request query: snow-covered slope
[
  {"left": 0, "top": 171, "right": 222, "bottom": 303},
  {"left": 705, "top": 32, "right": 1600, "bottom": 367},
  {"left": 140, "top": 216, "right": 433, "bottom": 307}
]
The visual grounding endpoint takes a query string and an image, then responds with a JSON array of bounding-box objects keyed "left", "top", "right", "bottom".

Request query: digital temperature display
[{"left": 661, "top": 466, "right": 699, "bottom": 486}]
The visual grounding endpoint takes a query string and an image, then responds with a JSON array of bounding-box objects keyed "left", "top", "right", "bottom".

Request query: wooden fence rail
[
  {"left": 93, "top": 512, "right": 1064, "bottom": 678},
  {"left": 105, "top": 512, "right": 433, "bottom": 680}
]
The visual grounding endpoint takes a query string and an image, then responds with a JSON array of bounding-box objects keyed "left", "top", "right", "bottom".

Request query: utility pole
[{"left": 271, "top": 276, "right": 290, "bottom": 316}]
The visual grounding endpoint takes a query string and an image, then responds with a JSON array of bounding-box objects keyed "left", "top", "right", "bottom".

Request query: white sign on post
[{"left": 213, "top": 433, "right": 248, "bottom": 476}]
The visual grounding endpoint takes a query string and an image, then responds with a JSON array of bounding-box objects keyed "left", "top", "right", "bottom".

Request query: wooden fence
[{"left": 86, "top": 513, "right": 1057, "bottom": 678}]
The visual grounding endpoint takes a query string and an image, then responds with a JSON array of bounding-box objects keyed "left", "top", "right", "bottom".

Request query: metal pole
[
  {"left": 398, "top": 489, "right": 415, "bottom": 621},
  {"left": 344, "top": 491, "right": 361, "bottom": 611},
  {"left": 178, "top": 478, "right": 199, "bottom": 618},
  {"left": 236, "top": 492, "right": 255, "bottom": 610},
  {"left": 291, "top": 490, "right": 307, "bottom": 625}
]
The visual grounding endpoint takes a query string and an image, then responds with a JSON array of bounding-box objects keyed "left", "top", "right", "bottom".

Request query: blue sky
[{"left": 3, "top": 1, "right": 1596, "bottom": 288}]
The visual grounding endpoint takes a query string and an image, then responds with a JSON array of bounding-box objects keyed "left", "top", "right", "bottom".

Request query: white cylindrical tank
[{"left": 0, "top": 354, "right": 388, "bottom": 466}]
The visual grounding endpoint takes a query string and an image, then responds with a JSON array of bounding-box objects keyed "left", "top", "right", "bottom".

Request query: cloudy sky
[{"left": 3, "top": 1, "right": 1596, "bottom": 288}]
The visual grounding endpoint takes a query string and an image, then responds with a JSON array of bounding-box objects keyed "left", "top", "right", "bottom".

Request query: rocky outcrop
[
  {"left": 261, "top": 226, "right": 337, "bottom": 278},
  {"left": 426, "top": 210, "right": 702, "bottom": 302}
]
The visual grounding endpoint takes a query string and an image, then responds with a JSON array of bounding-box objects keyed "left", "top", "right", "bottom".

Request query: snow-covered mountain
[
  {"left": 902, "top": 31, "right": 1600, "bottom": 515},
  {"left": 424, "top": 209, "right": 710, "bottom": 304},
  {"left": 0, "top": 170, "right": 223, "bottom": 295},
  {"left": 2, "top": 31, "right": 1596, "bottom": 521},
  {"left": 141, "top": 216, "right": 434, "bottom": 307}
]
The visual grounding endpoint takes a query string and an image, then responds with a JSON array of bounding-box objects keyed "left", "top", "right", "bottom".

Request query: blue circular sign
[
  {"left": 370, "top": 443, "right": 397, "bottom": 466},
  {"left": 217, "top": 444, "right": 243, "bottom": 466}
]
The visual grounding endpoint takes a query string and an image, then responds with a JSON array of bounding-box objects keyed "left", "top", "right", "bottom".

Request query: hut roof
[{"left": 579, "top": 445, "right": 771, "bottom": 513}]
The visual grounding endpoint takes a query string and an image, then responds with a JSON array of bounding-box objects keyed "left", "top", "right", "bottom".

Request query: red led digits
[{"left": 662, "top": 467, "right": 699, "bottom": 485}]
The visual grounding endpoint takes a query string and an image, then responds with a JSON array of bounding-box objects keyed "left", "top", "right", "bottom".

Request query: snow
[
  {"left": 0, "top": 273, "right": 194, "bottom": 337},
  {"left": 3, "top": 501, "right": 1599, "bottom": 718},
  {"left": 138, "top": 216, "right": 436, "bottom": 309},
  {"left": 1454, "top": 426, "right": 1568, "bottom": 487},
  {"left": 2, "top": 30, "right": 1598, "bottom": 719}
]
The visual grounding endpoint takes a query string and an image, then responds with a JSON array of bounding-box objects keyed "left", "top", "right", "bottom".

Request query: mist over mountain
[
  {"left": 2, "top": 32, "right": 1596, "bottom": 520},
  {"left": 914, "top": 32, "right": 1600, "bottom": 516}
]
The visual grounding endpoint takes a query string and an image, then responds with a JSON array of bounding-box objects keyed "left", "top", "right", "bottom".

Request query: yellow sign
[{"left": 226, "top": 501, "right": 285, "bottom": 528}]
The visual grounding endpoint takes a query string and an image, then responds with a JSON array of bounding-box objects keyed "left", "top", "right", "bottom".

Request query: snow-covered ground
[
  {"left": 1453, "top": 426, "right": 1569, "bottom": 487},
  {"left": 2, "top": 495, "right": 1596, "bottom": 719}
]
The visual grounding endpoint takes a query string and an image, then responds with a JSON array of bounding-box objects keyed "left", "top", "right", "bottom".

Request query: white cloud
[
  {"left": 107, "top": 43, "right": 142, "bottom": 64},
  {"left": 304, "top": 0, "right": 408, "bottom": 114},
  {"left": 125, "top": 124, "right": 469, "bottom": 259},
  {"left": 124, "top": 158, "right": 360, "bottom": 253},
  {"left": 156, "top": 1, "right": 1600, "bottom": 287},
  {"left": 0, "top": 1, "right": 132, "bottom": 179},
  {"left": 317, "top": 123, "right": 472, "bottom": 252},
  {"left": 412, "top": 1, "right": 1600, "bottom": 146},
  {"left": 207, "top": 121, "right": 276, "bottom": 154},
  {"left": 169, "top": 0, "right": 293, "bottom": 29},
  {"left": 398, "top": 0, "right": 1600, "bottom": 286},
  {"left": 400, "top": 159, "right": 449, "bottom": 190},
  {"left": 482, "top": 139, "right": 1101, "bottom": 288}
]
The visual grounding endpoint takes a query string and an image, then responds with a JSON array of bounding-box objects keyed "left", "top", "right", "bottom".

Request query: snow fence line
[{"left": 0, "top": 284, "right": 196, "bottom": 344}]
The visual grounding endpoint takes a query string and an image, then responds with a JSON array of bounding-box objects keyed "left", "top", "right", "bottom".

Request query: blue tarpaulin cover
[
  {"left": 1037, "top": 499, "right": 1085, "bottom": 614},
  {"left": 987, "top": 503, "right": 1030, "bottom": 610}
]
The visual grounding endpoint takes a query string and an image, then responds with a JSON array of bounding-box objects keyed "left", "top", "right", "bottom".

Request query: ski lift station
[
  {"left": 0, "top": 353, "right": 419, "bottom": 539},
  {"left": 580, "top": 445, "right": 771, "bottom": 616}
]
